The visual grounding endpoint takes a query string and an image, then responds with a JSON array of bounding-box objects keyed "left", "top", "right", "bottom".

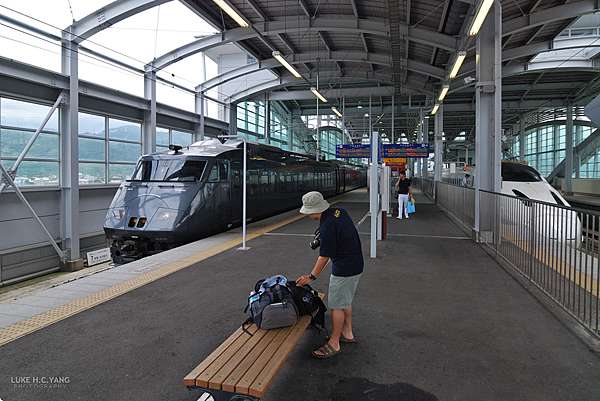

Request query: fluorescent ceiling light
[
  {"left": 431, "top": 103, "right": 440, "bottom": 115},
  {"left": 331, "top": 106, "right": 342, "bottom": 118},
  {"left": 449, "top": 51, "right": 467, "bottom": 79},
  {"left": 310, "top": 87, "right": 327, "bottom": 102},
  {"left": 469, "top": 0, "right": 494, "bottom": 36},
  {"left": 438, "top": 85, "right": 449, "bottom": 102},
  {"left": 272, "top": 51, "right": 301, "bottom": 78},
  {"left": 212, "top": 0, "right": 249, "bottom": 27}
]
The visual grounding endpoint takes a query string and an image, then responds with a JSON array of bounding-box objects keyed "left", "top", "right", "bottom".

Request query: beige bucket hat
[{"left": 300, "top": 191, "right": 330, "bottom": 214}]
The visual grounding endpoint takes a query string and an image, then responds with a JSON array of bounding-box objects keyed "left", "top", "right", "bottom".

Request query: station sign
[
  {"left": 335, "top": 144, "right": 371, "bottom": 158},
  {"left": 86, "top": 248, "right": 112, "bottom": 266},
  {"left": 382, "top": 143, "right": 430, "bottom": 158}
]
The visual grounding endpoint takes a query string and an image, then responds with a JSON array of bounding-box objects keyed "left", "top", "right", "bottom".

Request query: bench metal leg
[{"left": 189, "top": 388, "right": 259, "bottom": 401}]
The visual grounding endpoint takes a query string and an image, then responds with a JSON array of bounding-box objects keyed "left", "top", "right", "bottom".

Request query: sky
[{"left": 0, "top": 0, "right": 222, "bottom": 113}]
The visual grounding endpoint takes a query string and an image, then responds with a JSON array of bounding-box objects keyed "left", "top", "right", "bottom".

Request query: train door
[
  {"left": 217, "top": 159, "right": 232, "bottom": 227},
  {"left": 230, "top": 160, "right": 243, "bottom": 225}
]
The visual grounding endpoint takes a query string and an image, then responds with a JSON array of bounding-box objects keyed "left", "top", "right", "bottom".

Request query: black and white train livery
[{"left": 104, "top": 139, "right": 366, "bottom": 263}]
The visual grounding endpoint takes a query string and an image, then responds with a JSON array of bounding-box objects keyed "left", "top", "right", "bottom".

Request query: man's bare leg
[
  {"left": 342, "top": 307, "right": 355, "bottom": 340},
  {"left": 327, "top": 309, "right": 344, "bottom": 351}
]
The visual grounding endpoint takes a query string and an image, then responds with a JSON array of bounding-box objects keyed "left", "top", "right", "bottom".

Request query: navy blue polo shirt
[{"left": 319, "top": 207, "right": 364, "bottom": 277}]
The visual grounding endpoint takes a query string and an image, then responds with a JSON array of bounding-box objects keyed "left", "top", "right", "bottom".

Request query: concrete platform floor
[{"left": 1, "top": 189, "right": 600, "bottom": 401}]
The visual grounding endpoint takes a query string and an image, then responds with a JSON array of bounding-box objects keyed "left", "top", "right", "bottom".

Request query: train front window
[
  {"left": 501, "top": 163, "right": 542, "bottom": 182},
  {"left": 130, "top": 159, "right": 206, "bottom": 182}
]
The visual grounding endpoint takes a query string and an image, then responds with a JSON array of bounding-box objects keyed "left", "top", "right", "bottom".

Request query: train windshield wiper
[{"left": 129, "top": 159, "right": 206, "bottom": 182}]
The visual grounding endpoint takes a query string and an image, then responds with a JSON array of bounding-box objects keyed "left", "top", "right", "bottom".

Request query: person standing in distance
[
  {"left": 396, "top": 171, "right": 412, "bottom": 219},
  {"left": 296, "top": 191, "right": 363, "bottom": 359}
]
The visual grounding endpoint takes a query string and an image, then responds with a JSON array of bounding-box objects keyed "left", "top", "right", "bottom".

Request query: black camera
[{"left": 309, "top": 228, "right": 320, "bottom": 250}]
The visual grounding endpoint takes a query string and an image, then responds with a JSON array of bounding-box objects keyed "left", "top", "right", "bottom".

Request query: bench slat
[
  {"left": 234, "top": 325, "right": 295, "bottom": 395},
  {"left": 248, "top": 316, "right": 312, "bottom": 398},
  {"left": 183, "top": 325, "right": 257, "bottom": 387},
  {"left": 220, "top": 329, "right": 280, "bottom": 393},
  {"left": 208, "top": 327, "right": 269, "bottom": 390},
  {"left": 195, "top": 325, "right": 259, "bottom": 388}
]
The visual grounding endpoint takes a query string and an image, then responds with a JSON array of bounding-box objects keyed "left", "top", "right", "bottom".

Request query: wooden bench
[{"left": 183, "top": 315, "right": 315, "bottom": 401}]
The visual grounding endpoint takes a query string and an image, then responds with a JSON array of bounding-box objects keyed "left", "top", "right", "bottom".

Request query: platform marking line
[
  {"left": 356, "top": 212, "right": 370, "bottom": 227},
  {"left": 0, "top": 213, "right": 306, "bottom": 348},
  {"left": 502, "top": 233, "right": 599, "bottom": 296},
  {"left": 358, "top": 232, "right": 470, "bottom": 240},
  {"left": 263, "top": 232, "right": 314, "bottom": 237}
]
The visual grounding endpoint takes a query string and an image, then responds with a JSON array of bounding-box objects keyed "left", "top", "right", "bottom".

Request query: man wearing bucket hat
[{"left": 296, "top": 191, "right": 364, "bottom": 359}]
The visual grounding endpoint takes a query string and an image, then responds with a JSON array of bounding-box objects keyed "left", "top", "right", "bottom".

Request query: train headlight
[
  {"left": 111, "top": 208, "right": 125, "bottom": 220},
  {"left": 147, "top": 208, "right": 179, "bottom": 231}
]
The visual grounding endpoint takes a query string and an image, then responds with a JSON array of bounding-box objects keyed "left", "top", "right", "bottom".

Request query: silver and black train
[{"left": 103, "top": 139, "right": 366, "bottom": 263}]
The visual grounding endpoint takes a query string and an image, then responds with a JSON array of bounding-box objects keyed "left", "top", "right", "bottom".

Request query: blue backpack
[{"left": 243, "top": 275, "right": 299, "bottom": 330}]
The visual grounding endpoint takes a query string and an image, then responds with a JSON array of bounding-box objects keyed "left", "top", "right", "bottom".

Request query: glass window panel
[
  {"left": 79, "top": 113, "right": 105, "bottom": 138},
  {"left": 3, "top": 160, "right": 59, "bottom": 186},
  {"left": 172, "top": 130, "right": 193, "bottom": 146},
  {"left": 79, "top": 163, "right": 106, "bottom": 184},
  {"left": 156, "top": 127, "right": 170, "bottom": 146},
  {"left": 0, "top": 129, "right": 59, "bottom": 160},
  {"left": 109, "top": 141, "right": 141, "bottom": 163},
  {"left": 1, "top": 98, "right": 58, "bottom": 132},
  {"left": 79, "top": 137, "right": 105, "bottom": 162},
  {"left": 109, "top": 118, "right": 141, "bottom": 142},
  {"left": 109, "top": 164, "right": 136, "bottom": 183}
]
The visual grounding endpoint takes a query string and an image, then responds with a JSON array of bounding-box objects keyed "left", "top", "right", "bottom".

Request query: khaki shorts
[{"left": 328, "top": 273, "right": 362, "bottom": 309}]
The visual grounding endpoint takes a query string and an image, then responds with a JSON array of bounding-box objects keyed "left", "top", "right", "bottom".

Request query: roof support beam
[
  {"left": 502, "top": 0, "right": 599, "bottom": 36},
  {"left": 69, "top": 0, "right": 171, "bottom": 43},
  {"left": 196, "top": 52, "right": 445, "bottom": 92},
  {"left": 148, "top": 17, "right": 457, "bottom": 71}
]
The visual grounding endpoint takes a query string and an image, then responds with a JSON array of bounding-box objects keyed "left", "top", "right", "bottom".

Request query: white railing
[{"left": 435, "top": 181, "right": 600, "bottom": 337}]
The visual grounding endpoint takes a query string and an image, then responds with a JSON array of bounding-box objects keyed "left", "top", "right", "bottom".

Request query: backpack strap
[{"left": 241, "top": 317, "right": 254, "bottom": 336}]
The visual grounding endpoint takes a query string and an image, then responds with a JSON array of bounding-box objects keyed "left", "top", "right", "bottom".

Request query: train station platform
[{"left": 1, "top": 189, "right": 600, "bottom": 401}]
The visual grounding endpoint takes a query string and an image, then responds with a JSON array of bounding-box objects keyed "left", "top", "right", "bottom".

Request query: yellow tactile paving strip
[
  {"left": 502, "top": 233, "right": 599, "bottom": 296},
  {"left": 0, "top": 213, "right": 306, "bottom": 348}
]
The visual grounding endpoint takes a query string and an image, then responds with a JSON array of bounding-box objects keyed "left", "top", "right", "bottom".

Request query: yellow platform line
[
  {"left": 501, "top": 233, "right": 599, "bottom": 296},
  {"left": 0, "top": 213, "right": 306, "bottom": 348}
]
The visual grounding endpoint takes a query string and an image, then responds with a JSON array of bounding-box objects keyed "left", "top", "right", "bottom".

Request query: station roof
[{"left": 179, "top": 0, "right": 599, "bottom": 142}]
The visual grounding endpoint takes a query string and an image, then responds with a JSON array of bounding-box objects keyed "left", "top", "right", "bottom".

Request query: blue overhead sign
[
  {"left": 383, "top": 143, "right": 430, "bottom": 158},
  {"left": 336, "top": 144, "right": 371, "bottom": 158}
]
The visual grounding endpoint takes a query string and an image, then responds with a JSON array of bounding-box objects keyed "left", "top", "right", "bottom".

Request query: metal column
[
  {"left": 370, "top": 130, "right": 379, "bottom": 258},
  {"left": 434, "top": 105, "right": 443, "bottom": 183},
  {"left": 422, "top": 116, "right": 429, "bottom": 177},
  {"left": 565, "top": 104, "right": 574, "bottom": 194},
  {"left": 474, "top": 1, "right": 502, "bottom": 242},
  {"left": 143, "top": 69, "right": 157, "bottom": 154},
  {"left": 195, "top": 92, "right": 205, "bottom": 141},
  {"left": 265, "top": 94, "right": 271, "bottom": 144},
  {"left": 416, "top": 108, "right": 423, "bottom": 177},
  {"left": 391, "top": 96, "right": 395, "bottom": 144},
  {"left": 229, "top": 103, "right": 237, "bottom": 136},
  {"left": 519, "top": 116, "right": 525, "bottom": 161},
  {"left": 59, "top": 31, "right": 82, "bottom": 269},
  {"left": 575, "top": 124, "right": 582, "bottom": 178}
]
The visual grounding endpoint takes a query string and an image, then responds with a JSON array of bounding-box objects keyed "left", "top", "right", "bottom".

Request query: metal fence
[
  {"left": 436, "top": 181, "right": 600, "bottom": 336},
  {"left": 413, "top": 177, "right": 435, "bottom": 199}
]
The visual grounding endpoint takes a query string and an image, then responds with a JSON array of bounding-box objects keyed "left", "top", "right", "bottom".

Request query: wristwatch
[{"left": 309, "top": 273, "right": 317, "bottom": 280}]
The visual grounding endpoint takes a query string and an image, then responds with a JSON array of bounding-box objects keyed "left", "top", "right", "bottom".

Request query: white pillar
[
  {"left": 422, "top": 116, "right": 429, "bottom": 177},
  {"left": 265, "top": 94, "right": 271, "bottom": 144},
  {"left": 370, "top": 130, "right": 379, "bottom": 258},
  {"left": 229, "top": 103, "right": 238, "bottom": 136},
  {"left": 474, "top": 0, "right": 502, "bottom": 241},
  {"left": 59, "top": 31, "right": 82, "bottom": 268},
  {"left": 519, "top": 116, "right": 526, "bottom": 161},
  {"left": 434, "top": 105, "right": 443, "bottom": 183},
  {"left": 565, "top": 105, "right": 574, "bottom": 194},
  {"left": 143, "top": 69, "right": 156, "bottom": 154},
  {"left": 195, "top": 92, "right": 205, "bottom": 141}
]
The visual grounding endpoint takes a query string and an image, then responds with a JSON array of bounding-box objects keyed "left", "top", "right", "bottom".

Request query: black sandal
[{"left": 312, "top": 343, "right": 341, "bottom": 359}]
